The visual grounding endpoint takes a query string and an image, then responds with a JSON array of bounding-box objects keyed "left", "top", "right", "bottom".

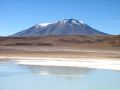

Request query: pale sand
[{"left": 14, "top": 57, "right": 120, "bottom": 71}]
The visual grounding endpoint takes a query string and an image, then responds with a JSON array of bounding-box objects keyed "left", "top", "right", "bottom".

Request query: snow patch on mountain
[
  {"left": 38, "top": 23, "right": 50, "bottom": 27},
  {"left": 60, "top": 18, "right": 85, "bottom": 25},
  {"left": 79, "top": 21, "right": 84, "bottom": 24}
]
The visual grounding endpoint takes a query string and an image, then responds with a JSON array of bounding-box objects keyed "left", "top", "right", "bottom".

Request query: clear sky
[{"left": 0, "top": 0, "right": 120, "bottom": 36}]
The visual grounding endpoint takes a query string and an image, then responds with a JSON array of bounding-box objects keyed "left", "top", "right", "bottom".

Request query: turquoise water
[{"left": 0, "top": 61, "right": 120, "bottom": 90}]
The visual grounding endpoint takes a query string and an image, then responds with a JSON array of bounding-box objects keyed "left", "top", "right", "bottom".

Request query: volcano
[{"left": 12, "top": 18, "right": 107, "bottom": 36}]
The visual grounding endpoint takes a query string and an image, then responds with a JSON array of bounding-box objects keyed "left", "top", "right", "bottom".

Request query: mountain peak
[
  {"left": 59, "top": 18, "right": 85, "bottom": 25},
  {"left": 34, "top": 18, "right": 85, "bottom": 29}
]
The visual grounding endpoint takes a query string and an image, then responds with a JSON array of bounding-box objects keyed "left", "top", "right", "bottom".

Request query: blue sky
[{"left": 0, "top": 0, "right": 120, "bottom": 36}]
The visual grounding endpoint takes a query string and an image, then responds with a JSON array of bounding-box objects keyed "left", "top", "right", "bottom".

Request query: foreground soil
[{"left": 0, "top": 46, "right": 120, "bottom": 60}]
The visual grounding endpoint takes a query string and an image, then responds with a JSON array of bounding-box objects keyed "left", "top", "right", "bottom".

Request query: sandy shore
[{"left": 0, "top": 46, "right": 120, "bottom": 59}]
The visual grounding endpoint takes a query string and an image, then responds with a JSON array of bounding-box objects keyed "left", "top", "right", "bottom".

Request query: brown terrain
[{"left": 0, "top": 35, "right": 120, "bottom": 59}]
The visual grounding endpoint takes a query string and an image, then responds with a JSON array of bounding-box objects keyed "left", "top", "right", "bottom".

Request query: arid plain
[{"left": 0, "top": 35, "right": 119, "bottom": 59}]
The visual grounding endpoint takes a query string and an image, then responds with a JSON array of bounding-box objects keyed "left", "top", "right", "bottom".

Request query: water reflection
[
  {"left": 0, "top": 61, "right": 30, "bottom": 76},
  {"left": 23, "top": 65, "right": 93, "bottom": 78},
  {"left": 0, "top": 61, "right": 93, "bottom": 78}
]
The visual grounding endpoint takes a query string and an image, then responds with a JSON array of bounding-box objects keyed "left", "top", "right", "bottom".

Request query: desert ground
[
  {"left": 0, "top": 35, "right": 120, "bottom": 59},
  {"left": 0, "top": 46, "right": 120, "bottom": 59}
]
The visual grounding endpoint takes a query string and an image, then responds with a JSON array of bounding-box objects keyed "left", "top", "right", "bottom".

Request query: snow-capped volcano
[{"left": 12, "top": 18, "right": 107, "bottom": 36}]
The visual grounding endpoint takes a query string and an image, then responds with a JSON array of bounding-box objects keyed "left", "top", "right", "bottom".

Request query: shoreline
[
  {"left": 0, "top": 46, "right": 120, "bottom": 71},
  {"left": 14, "top": 57, "right": 120, "bottom": 71},
  {"left": 0, "top": 56, "right": 120, "bottom": 71}
]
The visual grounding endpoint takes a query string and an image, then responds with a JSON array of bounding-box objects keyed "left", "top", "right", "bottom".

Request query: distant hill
[
  {"left": 12, "top": 18, "right": 108, "bottom": 36},
  {"left": 0, "top": 35, "right": 120, "bottom": 47}
]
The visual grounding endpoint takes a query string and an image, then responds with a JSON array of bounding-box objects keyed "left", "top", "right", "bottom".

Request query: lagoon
[{"left": 0, "top": 60, "right": 120, "bottom": 90}]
